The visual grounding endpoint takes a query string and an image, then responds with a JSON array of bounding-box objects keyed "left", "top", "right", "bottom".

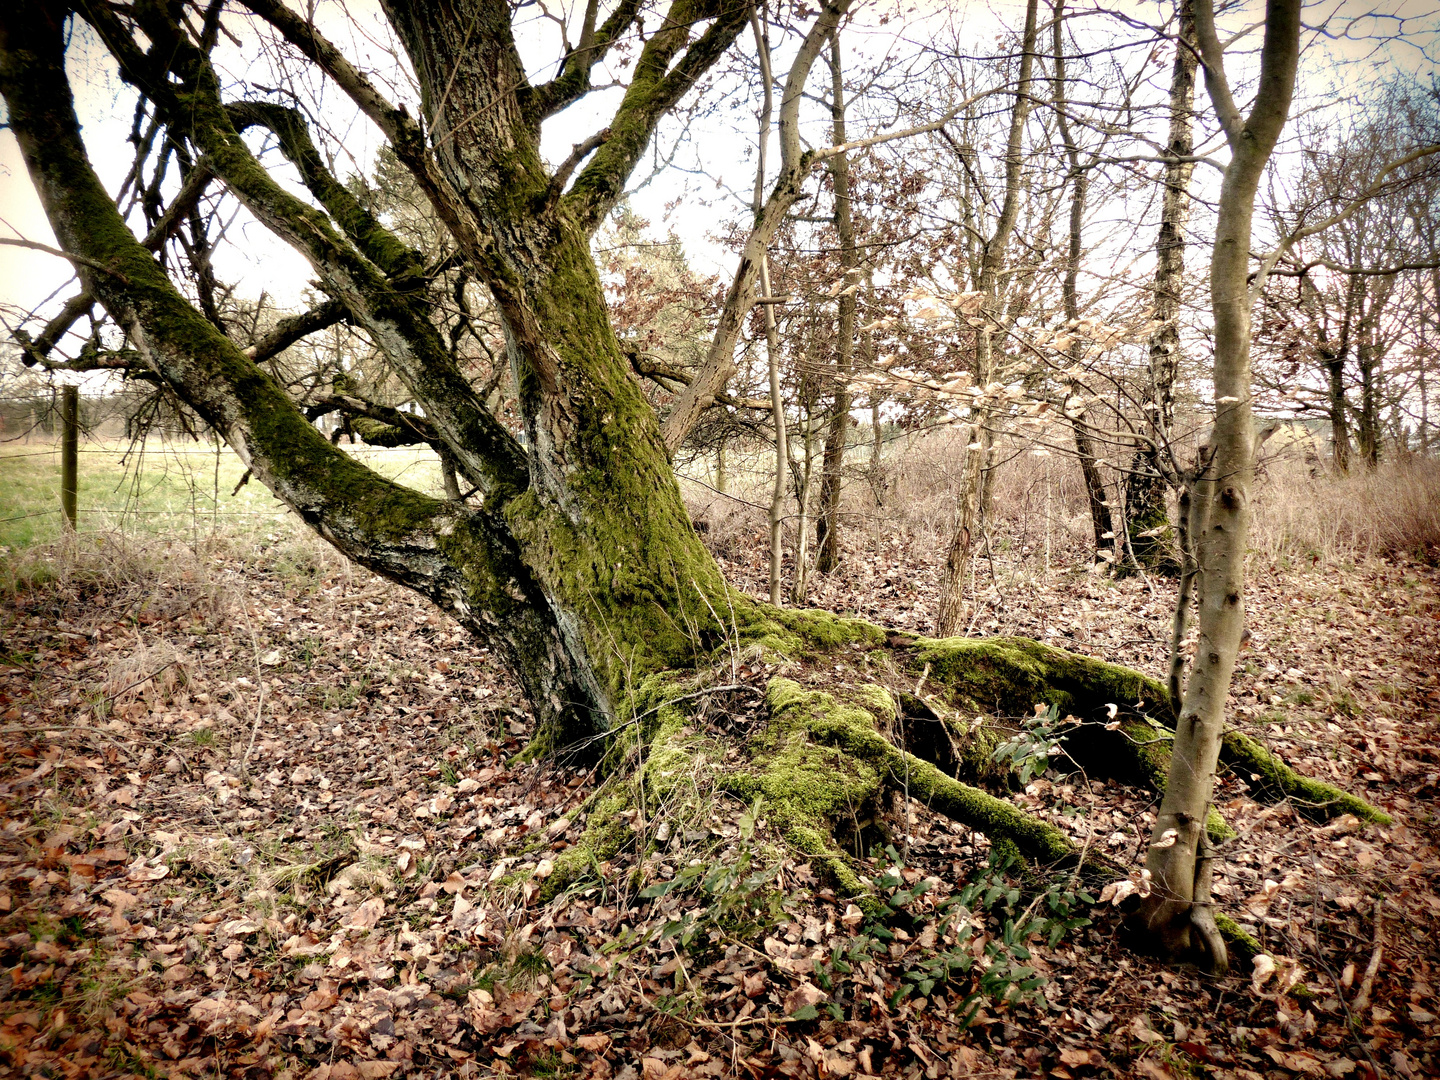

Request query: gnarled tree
[{"left": 1, "top": 0, "right": 1384, "bottom": 965}]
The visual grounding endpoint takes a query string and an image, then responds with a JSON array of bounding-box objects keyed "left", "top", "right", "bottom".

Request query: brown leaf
[
  {"left": 102, "top": 888, "right": 139, "bottom": 913},
  {"left": 344, "top": 897, "right": 385, "bottom": 930},
  {"left": 783, "top": 981, "right": 826, "bottom": 1016},
  {"left": 1135, "top": 1061, "right": 1176, "bottom": 1079},
  {"left": 1058, "top": 1047, "right": 1104, "bottom": 1068},
  {"left": 1265, "top": 1048, "right": 1327, "bottom": 1076},
  {"left": 301, "top": 988, "right": 339, "bottom": 1013},
  {"left": 127, "top": 860, "right": 169, "bottom": 882}
]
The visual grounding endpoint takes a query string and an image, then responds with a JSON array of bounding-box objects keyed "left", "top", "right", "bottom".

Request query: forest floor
[{"left": 1, "top": 516, "right": 1438, "bottom": 1079}]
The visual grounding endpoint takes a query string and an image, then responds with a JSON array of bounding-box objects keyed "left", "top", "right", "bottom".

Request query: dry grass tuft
[
  {"left": 1251, "top": 456, "right": 1440, "bottom": 567},
  {"left": 100, "top": 637, "right": 192, "bottom": 707}
]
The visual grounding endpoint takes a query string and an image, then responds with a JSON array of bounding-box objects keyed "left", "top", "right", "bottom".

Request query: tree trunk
[
  {"left": 765, "top": 256, "right": 790, "bottom": 608},
  {"left": 1138, "top": 0, "right": 1302, "bottom": 972},
  {"left": 1324, "top": 349, "right": 1353, "bottom": 473},
  {"left": 816, "top": 29, "right": 856, "bottom": 577},
  {"left": 1052, "top": 0, "right": 1119, "bottom": 567},
  {"left": 934, "top": 433, "right": 986, "bottom": 637},
  {"left": 4, "top": 0, "right": 1384, "bottom": 973},
  {"left": 1127, "top": 0, "right": 1196, "bottom": 572},
  {"left": 933, "top": 0, "right": 1039, "bottom": 636}
]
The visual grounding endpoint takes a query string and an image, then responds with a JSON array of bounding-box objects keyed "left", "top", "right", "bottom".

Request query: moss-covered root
[
  {"left": 747, "top": 679, "right": 1116, "bottom": 886},
  {"left": 1214, "top": 911, "right": 1264, "bottom": 964},
  {"left": 907, "top": 636, "right": 1172, "bottom": 726},
  {"left": 904, "top": 636, "right": 1178, "bottom": 792},
  {"left": 1221, "top": 732, "right": 1392, "bottom": 824}
]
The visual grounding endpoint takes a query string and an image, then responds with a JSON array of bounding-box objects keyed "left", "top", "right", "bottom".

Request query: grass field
[{"left": 0, "top": 438, "right": 452, "bottom": 551}]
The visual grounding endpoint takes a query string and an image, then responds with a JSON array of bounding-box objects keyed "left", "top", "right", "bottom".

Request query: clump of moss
[{"left": 1221, "top": 731, "right": 1391, "bottom": 824}]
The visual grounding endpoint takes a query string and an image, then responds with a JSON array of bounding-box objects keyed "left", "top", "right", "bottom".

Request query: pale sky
[{"left": 1, "top": 0, "right": 1434, "bottom": 355}]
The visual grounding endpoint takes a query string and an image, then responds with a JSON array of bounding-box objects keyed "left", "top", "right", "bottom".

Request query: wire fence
[{"left": 1, "top": 439, "right": 450, "bottom": 545}]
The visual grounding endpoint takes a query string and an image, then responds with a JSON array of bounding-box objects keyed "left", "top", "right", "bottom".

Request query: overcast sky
[{"left": 1, "top": 0, "right": 1434, "bottom": 344}]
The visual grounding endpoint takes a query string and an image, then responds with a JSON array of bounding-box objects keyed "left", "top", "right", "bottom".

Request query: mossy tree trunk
[
  {"left": 2, "top": 0, "right": 1385, "bottom": 971},
  {"left": 1125, "top": 0, "right": 1197, "bottom": 573}
]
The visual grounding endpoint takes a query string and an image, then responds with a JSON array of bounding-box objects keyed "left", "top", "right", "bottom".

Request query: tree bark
[
  {"left": 1051, "top": 1, "right": 1119, "bottom": 565},
  {"left": 815, "top": 29, "right": 856, "bottom": 576},
  {"left": 933, "top": 0, "right": 1039, "bottom": 637},
  {"left": 1138, "top": 0, "right": 1302, "bottom": 972},
  {"left": 1127, "top": 0, "right": 1197, "bottom": 571}
]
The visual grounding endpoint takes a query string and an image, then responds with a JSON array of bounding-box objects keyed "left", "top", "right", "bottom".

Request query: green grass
[{"left": 0, "top": 438, "right": 453, "bottom": 552}]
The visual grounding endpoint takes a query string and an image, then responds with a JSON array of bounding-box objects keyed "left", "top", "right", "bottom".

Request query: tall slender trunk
[
  {"left": 1358, "top": 345, "right": 1380, "bottom": 467},
  {"left": 792, "top": 371, "right": 819, "bottom": 604},
  {"left": 1356, "top": 283, "right": 1386, "bottom": 468},
  {"left": 764, "top": 257, "right": 789, "bottom": 608},
  {"left": 1127, "top": 0, "right": 1196, "bottom": 571},
  {"left": 1139, "top": 0, "right": 1301, "bottom": 972},
  {"left": 1324, "top": 350, "right": 1353, "bottom": 473},
  {"left": 816, "top": 30, "right": 856, "bottom": 576},
  {"left": 933, "top": 0, "right": 1039, "bottom": 638},
  {"left": 1051, "top": 0, "right": 1118, "bottom": 564},
  {"left": 748, "top": 12, "right": 790, "bottom": 609},
  {"left": 1313, "top": 270, "right": 1359, "bottom": 473}
]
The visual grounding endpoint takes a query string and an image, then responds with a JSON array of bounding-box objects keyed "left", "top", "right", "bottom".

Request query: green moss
[
  {"left": 540, "top": 673, "right": 725, "bottom": 900},
  {"left": 909, "top": 636, "right": 1170, "bottom": 721},
  {"left": 1221, "top": 731, "right": 1391, "bottom": 824},
  {"left": 853, "top": 683, "right": 898, "bottom": 721},
  {"left": 540, "top": 788, "right": 633, "bottom": 902},
  {"left": 1214, "top": 911, "right": 1263, "bottom": 961},
  {"left": 1206, "top": 807, "right": 1237, "bottom": 843},
  {"left": 726, "top": 679, "right": 1092, "bottom": 894}
]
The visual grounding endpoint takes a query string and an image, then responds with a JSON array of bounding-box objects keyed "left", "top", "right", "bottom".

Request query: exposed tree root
[
  {"left": 729, "top": 679, "right": 1096, "bottom": 875},
  {"left": 1219, "top": 731, "right": 1391, "bottom": 824},
  {"left": 1214, "top": 912, "right": 1264, "bottom": 961},
  {"left": 887, "top": 635, "right": 1388, "bottom": 827},
  {"left": 536, "top": 629, "right": 1387, "bottom": 916}
]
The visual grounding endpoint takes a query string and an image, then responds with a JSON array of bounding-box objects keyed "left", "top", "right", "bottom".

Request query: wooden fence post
[{"left": 61, "top": 386, "right": 78, "bottom": 532}]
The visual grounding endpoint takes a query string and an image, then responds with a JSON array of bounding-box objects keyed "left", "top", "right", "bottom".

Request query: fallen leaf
[
  {"left": 344, "top": 897, "right": 385, "bottom": 930},
  {"left": 784, "top": 981, "right": 826, "bottom": 1016}
]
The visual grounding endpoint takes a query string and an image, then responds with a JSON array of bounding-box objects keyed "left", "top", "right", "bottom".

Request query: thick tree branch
[
  {"left": 246, "top": 298, "right": 349, "bottom": 365},
  {"left": 1266, "top": 256, "right": 1440, "bottom": 278},
  {"left": 524, "top": 0, "right": 643, "bottom": 123},
  {"left": 159, "top": 65, "right": 528, "bottom": 498},
  {"left": 140, "top": 160, "right": 214, "bottom": 252},
  {"left": 13, "top": 290, "right": 95, "bottom": 368},
  {"left": 0, "top": 0, "right": 604, "bottom": 744},
  {"left": 1193, "top": 0, "right": 1241, "bottom": 147},
  {"left": 1252, "top": 143, "right": 1440, "bottom": 301},
  {"left": 563, "top": 0, "right": 756, "bottom": 234},
  {"left": 237, "top": 0, "right": 502, "bottom": 280},
  {"left": 659, "top": 0, "right": 852, "bottom": 451}
]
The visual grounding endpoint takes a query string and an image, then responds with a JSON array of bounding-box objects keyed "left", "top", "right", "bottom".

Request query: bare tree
[{"left": 1137, "top": 0, "right": 1302, "bottom": 971}]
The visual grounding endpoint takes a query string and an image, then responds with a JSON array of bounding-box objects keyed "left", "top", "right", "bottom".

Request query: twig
[
  {"left": 1350, "top": 897, "right": 1383, "bottom": 1014},
  {"left": 238, "top": 610, "right": 268, "bottom": 779}
]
